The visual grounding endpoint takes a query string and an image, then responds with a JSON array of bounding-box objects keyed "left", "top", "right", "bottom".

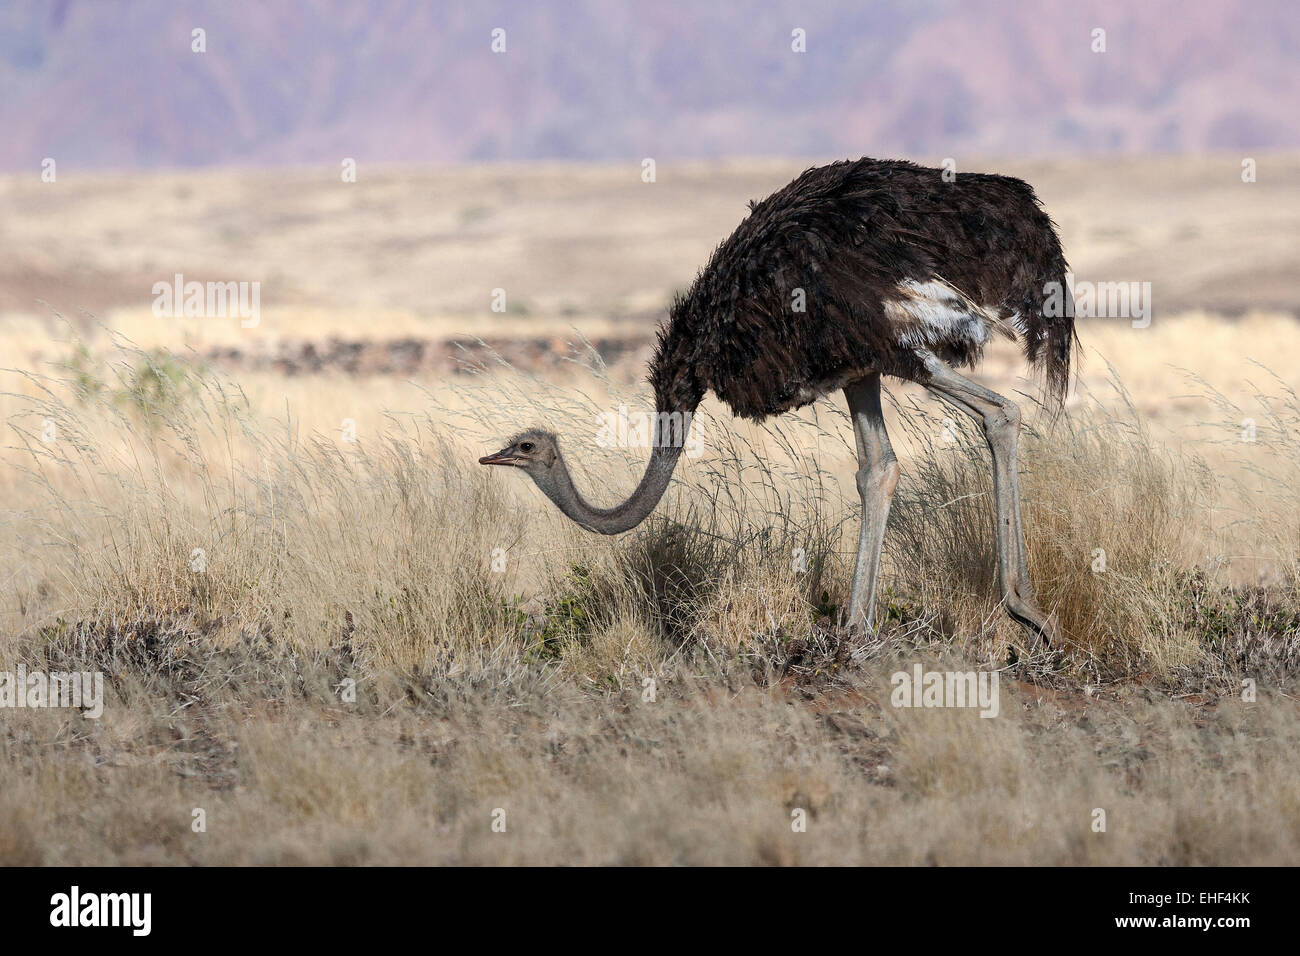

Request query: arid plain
[{"left": 1, "top": 154, "right": 1298, "bottom": 864}]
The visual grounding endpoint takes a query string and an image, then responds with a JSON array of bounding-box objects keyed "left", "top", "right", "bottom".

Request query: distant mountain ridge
[{"left": 1, "top": 0, "right": 1296, "bottom": 171}]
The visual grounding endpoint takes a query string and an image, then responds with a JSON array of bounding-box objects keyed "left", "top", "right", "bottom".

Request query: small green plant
[
  {"left": 814, "top": 589, "right": 837, "bottom": 620},
  {"left": 61, "top": 343, "right": 106, "bottom": 401},
  {"left": 121, "top": 349, "right": 195, "bottom": 419},
  {"left": 59, "top": 345, "right": 201, "bottom": 422},
  {"left": 536, "top": 563, "right": 601, "bottom": 655}
]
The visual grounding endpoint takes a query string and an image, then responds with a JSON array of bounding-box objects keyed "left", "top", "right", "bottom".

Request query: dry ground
[{"left": 1, "top": 157, "right": 1299, "bottom": 864}]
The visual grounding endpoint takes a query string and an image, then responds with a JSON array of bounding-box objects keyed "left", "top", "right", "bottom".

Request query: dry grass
[
  {"left": 3, "top": 636, "right": 1298, "bottom": 865},
  {"left": 2, "top": 333, "right": 1299, "bottom": 865},
  {"left": 3, "top": 154, "right": 1298, "bottom": 865},
  {"left": 887, "top": 383, "right": 1220, "bottom": 676}
]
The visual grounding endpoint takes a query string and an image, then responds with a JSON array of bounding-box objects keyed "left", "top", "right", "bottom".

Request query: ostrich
[{"left": 480, "top": 158, "right": 1076, "bottom": 647}]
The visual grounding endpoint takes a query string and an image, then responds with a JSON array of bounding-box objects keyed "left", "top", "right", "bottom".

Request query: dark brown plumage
[{"left": 650, "top": 157, "right": 1077, "bottom": 420}]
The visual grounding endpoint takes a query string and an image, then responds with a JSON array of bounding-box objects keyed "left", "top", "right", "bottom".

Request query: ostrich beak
[{"left": 479, "top": 447, "right": 522, "bottom": 466}]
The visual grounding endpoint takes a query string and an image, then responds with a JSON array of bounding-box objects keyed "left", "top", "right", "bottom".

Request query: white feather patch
[{"left": 883, "top": 278, "right": 1015, "bottom": 351}]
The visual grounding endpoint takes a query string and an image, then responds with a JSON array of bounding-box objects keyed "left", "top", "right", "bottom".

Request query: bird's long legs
[
  {"left": 844, "top": 373, "right": 900, "bottom": 632},
  {"left": 911, "top": 349, "right": 1060, "bottom": 648}
]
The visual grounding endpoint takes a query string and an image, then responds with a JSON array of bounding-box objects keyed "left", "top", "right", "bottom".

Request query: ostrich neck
[{"left": 539, "top": 412, "right": 692, "bottom": 535}]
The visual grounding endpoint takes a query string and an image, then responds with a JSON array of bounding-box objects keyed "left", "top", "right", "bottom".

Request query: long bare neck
[{"left": 535, "top": 412, "right": 692, "bottom": 535}]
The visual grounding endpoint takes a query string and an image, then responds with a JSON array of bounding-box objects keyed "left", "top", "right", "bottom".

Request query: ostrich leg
[
  {"left": 844, "top": 373, "right": 900, "bottom": 632},
  {"left": 912, "top": 348, "right": 1061, "bottom": 648}
]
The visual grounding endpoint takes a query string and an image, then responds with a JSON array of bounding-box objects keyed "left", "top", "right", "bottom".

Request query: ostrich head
[
  {"left": 478, "top": 429, "right": 559, "bottom": 479},
  {"left": 479, "top": 420, "right": 688, "bottom": 535}
]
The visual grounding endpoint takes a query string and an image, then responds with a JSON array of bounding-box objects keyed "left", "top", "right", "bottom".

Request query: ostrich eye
[{"left": 519, "top": 442, "right": 535, "bottom": 453}]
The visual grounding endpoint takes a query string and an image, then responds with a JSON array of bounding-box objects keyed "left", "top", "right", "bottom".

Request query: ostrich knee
[
  {"left": 983, "top": 397, "right": 1022, "bottom": 440},
  {"left": 856, "top": 456, "right": 900, "bottom": 504}
]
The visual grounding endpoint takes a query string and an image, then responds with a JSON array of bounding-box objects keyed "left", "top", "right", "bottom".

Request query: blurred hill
[{"left": 1, "top": 0, "right": 1296, "bottom": 171}]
